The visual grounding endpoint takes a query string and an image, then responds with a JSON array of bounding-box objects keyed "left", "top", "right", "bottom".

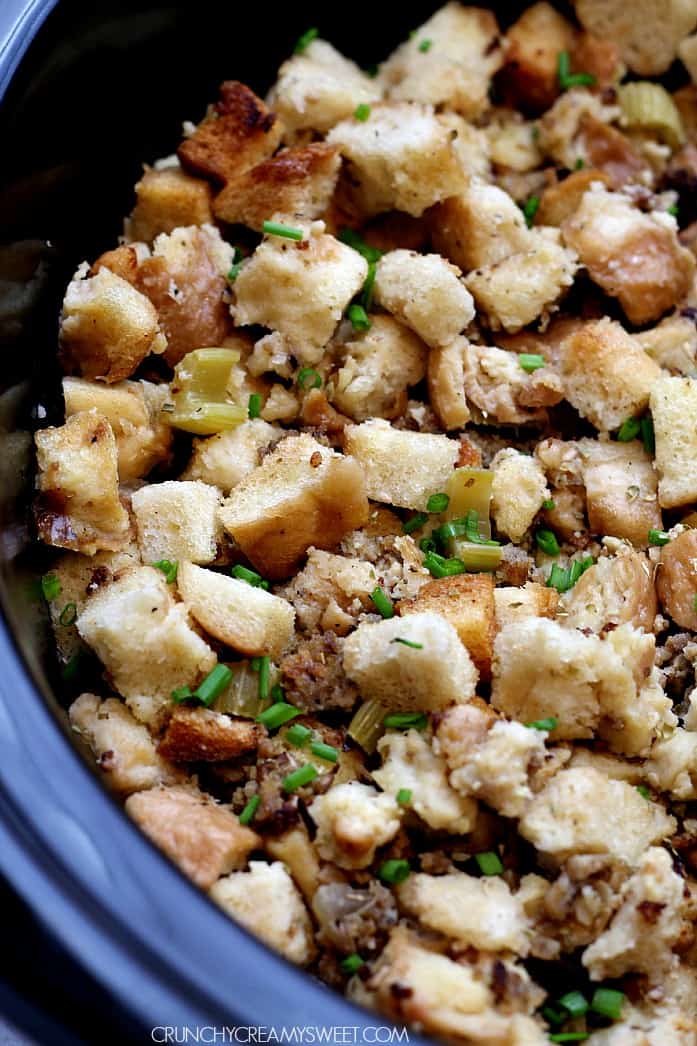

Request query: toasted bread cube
[
  {"left": 210, "top": 862, "right": 315, "bottom": 965},
  {"left": 427, "top": 342, "right": 471, "bottom": 431},
  {"left": 213, "top": 143, "right": 341, "bottom": 229},
  {"left": 76, "top": 565, "right": 216, "bottom": 726},
  {"left": 35, "top": 411, "right": 131, "bottom": 556},
  {"left": 344, "top": 419, "right": 458, "bottom": 510},
  {"left": 69, "top": 693, "right": 178, "bottom": 796},
  {"left": 579, "top": 438, "right": 661, "bottom": 546},
  {"left": 181, "top": 419, "right": 281, "bottom": 493},
  {"left": 327, "top": 103, "right": 469, "bottom": 218},
  {"left": 519, "top": 767, "right": 676, "bottom": 866},
  {"left": 401, "top": 574, "right": 495, "bottom": 680},
  {"left": 177, "top": 561, "right": 295, "bottom": 657},
  {"left": 59, "top": 266, "right": 165, "bottom": 383},
  {"left": 127, "top": 166, "right": 214, "bottom": 242},
  {"left": 646, "top": 728, "right": 697, "bottom": 800},
  {"left": 343, "top": 611, "right": 478, "bottom": 712},
  {"left": 485, "top": 109, "right": 542, "bottom": 173},
  {"left": 126, "top": 785, "right": 258, "bottom": 889},
  {"left": 635, "top": 312, "right": 697, "bottom": 376},
  {"left": 131, "top": 481, "right": 222, "bottom": 566},
  {"left": 560, "top": 318, "right": 661, "bottom": 432},
  {"left": 267, "top": 39, "right": 382, "bottom": 139},
  {"left": 651, "top": 374, "right": 697, "bottom": 508},
  {"left": 562, "top": 186, "right": 695, "bottom": 326},
  {"left": 430, "top": 182, "right": 533, "bottom": 272},
  {"left": 380, "top": 4, "right": 503, "bottom": 119},
  {"left": 461, "top": 340, "right": 562, "bottom": 426},
  {"left": 158, "top": 706, "right": 263, "bottom": 763},
  {"left": 178, "top": 80, "right": 283, "bottom": 183},
  {"left": 494, "top": 582, "right": 559, "bottom": 629},
  {"left": 491, "top": 448, "right": 549, "bottom": 543},
  {"left": 219, "top": 434, "right": 369, "bottom": 580},
  {"left": 535, "top": 168, "right": 612, "bottom": 227},
  {"left": 232, "top": 226, "right": 367, "bottom": 361},
  {"left": 656, "top": 529, "right": 697, "bottom": 630},
  {"left": 310, "top": 782, "right": 401, "bottom": 870},
  {"left": 561, "top": 550, "right": 656, "bottom": 633},
  {"left": 373, "top": 250, "right": 475, "bottom": 348},
  {"left": 501, "top": 3, "right": 576, "bottom": 111},
  {"left": 575, "top": 0, "right": 697, "bottom": 75},
  {"left": 63, "top": 377, "right": 172, "bottom": 482},
  {"left": 331, "top": 315, "right": 427, "bottom": 422}
]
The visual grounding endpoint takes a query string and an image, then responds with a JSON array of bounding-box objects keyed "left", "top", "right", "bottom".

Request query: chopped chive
[
  {"left": 569, "top": 556, "right": 594, "bottom": 586},
  {"left": 310, "top": 740, "right": 339, "bottom": 762},
  {"left": 270, "top": 683, "right": 284, "bottom": 702},
  {"left": 341, "top": 953, "right": 364, "bottom": 974},
  {"left": 420, "top": 537, "right": 437, "bottom": 554},
  {"left": 194, "top": 663, "right": 233, "bottom": 706},
  {"left": 370, "top": 586, "right": 394, "bottom": 619},
  {"left": 617, "top": 416, "right": 641, "bottom": 442},
  {"left": 521, "top": 197, "right": 540, "bottom": 228},
  {"left": 262, "top": 220, "right": 304, "bottom": 241},
  {"left": 519, "top": 351, "right": 545, "bottom": 371},
  {"left": 338, "top": 228, "right": 383, "bottom": 263},
  {"left": 383, "top": 712, "right": 428, "bottom": 730},
  {"left": 636, "top": 784, "right": 650, "bottom": 799},
  {"left": 61, "top": 653, "right": 82, "bottom": 683},
  {"left": 41, "top": 573, "right": 61, "bottom": 601},
  {"left": 549, "top": 1036, "right": 589, "bottom": 1044},
  {"left": 231, "top": 564, "right": 267, "bottom": 588},
  {"left": 547, "top": 563, "right": 569, "bottom": 592},
  {"left": 542, "top": 1005, "right": 567, "bottom": 1028},
  {"left": 403, "top": 512, "right": 428, "bottom": 534},
  {"left": 536, "top": 528, "right": 560, "bottom": 557},
  {"left": 590, "top": 988, "right": 625, "bottom": 1021},
  {"left": 297, "top": 367, "right": 322, "bottom": 390},
  {"left": 427, "top": 492, "right": 450, "bottom": 513},
  {"left": 228, "top": 262, "right": 243, "bottom": 282},
  {"left": 558, "top": 991, "right": 589, "bottom": 1018},
  {"left": 641, "top": 414, "right": 655, "bottom": 455},
  {"left": 542, "top": 499, "right": 556, "bottom": 510},
  {"left": 648, "top": 529, "right": 670, "bottom": 546},
  {"left": 347, "top": 303, "right": 371, "bottom": 331},
  {"left": 294, "top": 26, "right": 318, "bottom": 53},
  {"left": 423, "top": 550, "right": 466, "bottom": 578},
  {"left": 283, "top": 764, "right": 319, "bottom": 793},
  {"left": 258, "top": 655, "right": 271, "bottom": 700},
  {"left": 286, "top": 723, "right": 312, "bottom": 748},
  {"left": 364, "top": 64, "right": 378, "bottom": 78},
  {"left": 378, "top": 859, "right": 411, "bottom": 884},
  {"left": 475, "top": 851, "right": 504, "bottom": 876},
  {"left": 392, "top": 637, "right": 423, "bottom": 650},
  {"left": 257, "top": 701, "right": 302, "bottom": 730},
  {"left": 396, "top": 788, "right": 412, "bottom": 805},
  {"left": 354, "top": 103, "right": 371, "bottom": 121},
  {"left": 250, "top": 656, "right": 261, "bottom": 671},
  {"left": 172, "top": 685, "right": 194, "bottom": 704},
  {"left": 668, "top": 204, "right": 679, "bottom": 217},
  {"left": 557, "top": 50, "right": 596, "bottom": 89},
  {"left": 418, "top": 38, "right": 432, "bottom": 52},
  {"left": 526, "top": 716, "right": 557, "bottom": 731},
  {"left": 574, "top": 157, "right": 585, "bottom": 169},
  {"left": 361, "top": 260, "right": 377, "bottom": 310},
  {"left": 152, "top": 559, "right": 178, "bottom": 584},
  {"left": 248, "top": 393, "right": 262, "bottom": 419},
  {"left": 59, "top": 602, "right": 77, "bottom": 626},
  {"left": 239, "top": 795, "right": 260, "bottom": 825}
]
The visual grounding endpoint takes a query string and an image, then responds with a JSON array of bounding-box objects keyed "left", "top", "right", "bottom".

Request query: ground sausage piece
[
  {"left": 313, "top": 881, "right": 398, "bottom": 955},
  {"left": 281, "top": 632, "right": 361, "bottom": 712}
]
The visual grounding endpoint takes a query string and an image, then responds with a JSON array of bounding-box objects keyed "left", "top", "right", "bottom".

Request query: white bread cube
[
  {"left": 267, "top": 39, "right": 382, "bottom": 138},
  {"left": 76, "top": 565, "right": 216, "bottom": 727},
  {"left": 131, "top": 480, "right": 222, "bottom": 566},
  {"left": 344, "top": 419, "right": 458, "bottom": 510},
  {"left": 126, "top": 165, "right": 214, "bottom": 243},
  {"left": 59, "top": 266, "right": 165, "bottom": 383},
  {"left": 380, "top": 4, "right": 503, "bottom": 119},
  {"left": 560, "top": 318, "right": 661, "bottom": 431},
  {"left": 373, "top": 250, "right": 475, "bottom": 348},
  {"left": 310, "top": 782, "right": 401, "bottom": 870},
  {"left": 427, "top": 341, "right": 471, "bottom": 430},
  {"left": 35, "top": 411, "right": 131, "bottom": 556},
  {"left": 430, "top": 182, "right": 533, "bottom": 272},
  {"left": 646, "top": 729, "right": 697, "bottom": 800},
  {"left": 635, "top": 312, "right": 697, "bottom": 375},
  {"left": 491, "top": 448, "right": 549, "bottom": 542},
  {"left": 210, "top": 861, "right": 315, "bottom": 965},
  {"left": 327, "top": 103, "right": 469, "bottom": 218},
  {"left": 651, "top": 374, "right": 697, "bottom": 508},
  {"left": 578, "top": 438, "right": 661, "bottom": 546},
  {"left": 494, "top": 582, "right": 559, "bottom": 630},
  {"left": 181, "top": 419, "right": 281, "bottom": 493},
  {"left": 219, "top": 434, "right": 369, "bottom": 580},
  {"left": 561, "top": 549, "right": 656, "bottom": 634},
  {"left": 343, "top": 611, "right": 478, "bottom": 712},
  {"left": 177, "top": 561, "right": 295, "bottom": 658},
  {"left": 576, "top": 0, "right": 697, "bottom": 75},
  {"left": 232, "top": 225, "right": 367, "bottom": 361},
  {"left": 501, "top": 3, "right": 577, "bottom": 111}
]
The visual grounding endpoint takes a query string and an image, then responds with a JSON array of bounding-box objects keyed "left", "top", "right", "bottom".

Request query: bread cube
[
  {"left": 536, "top": 168, "right": 612, "bottom": 227},
  {"left": 213, "top": 143, "right": 341, "bottom": 229},
  {"left": 126, "top": 785, "right": 258, "bottom": 889},
  {"left": 635, "top": 312, "right": 697, "bottom": 376},
  {"left": 59, "top": 266, "right": 165, "bottom": 383},
  {"left": 344, "top": 419, "right": 458, "bottom": 510},
  {"left": 647, "top": 728, "right": 697, "bottom": 800},
  {"left": 35, "top": 411, "right": 131, "bottom": 555},
  {"left": 177, "top": 561, "right": 295, "bottom": 657},
  {"left": 562, "top": 186, "right": 695, "bottom": 325},
  {"left": 575, "top": 0, "right": 697, "bottom": 75},
  {"left": 232, "top": 225, "right": 367, "bottom": 360},
  {"left": 427, "top": 341, "right": 471, "bottom": 430},
  {"left": 485, "top": 109, "right": 542, "bottom": 173},
  {"left": 578, "top": 438, "right": 661, "bottom": 546},
  {"left": 490, "top": 448, "right": 549, "bottom": 542},
  {"left": 342, "top": 611, "right": 478, "bottom": 712},
  {"left": 127, "top": 165, "right": 214, "bottom": 242},
  {"left": 373, "top": 250, "right": 474, "bottom": 348},
  {"left": 181, "top": 419, "right": 281, "bottom": 492},
  {"left": 401, "top": 573, "right": 495, "bottom": 680},
  {"left": 430, "top": 182, "right": 533, "bottom": 272},
  {"left": 267, "top": 39, "right": 382, "bottom": 138},
  {"left": 131, "top": 481, "right": 222, "bottom": 566},
  {"left": 679, "top": 31, "right": 697, "bottom": 83},
  {"left": 461, "top": 340, "right": 562, "bottom": 426},
  {"left": 651, "top": 374, "right": 697, "bottom": 508},
  {"left": 561, "top": 550, "right": 656, "bottom": 633},
  {"left": 560, "top": 318, "right": 661, "bottom": 432},
  {"left": 493, "top": 582, "right": 559, "bottom": 629},
  {"left": 327, "top": 103, "right": 469, "bottom": 218},
  {"left": 501, "top": 3, "right": 576, "bottom": 111},
  {"left": 210, "top": 861, "right": 315, "bottom": 965},
  {"left": 178, "top": 80, "right": 283, "bottom": 183},
  {"left": 158, "top": 706, "right": 263, "bottom": 763},
  {"left": 219, "top": 434, "right": 369, "bottom": 580},
  {"left": 656, "top": 529, "right": 697, "bottom": 630},
  {"left": 310, "top": 782, "right": 401, "bottom": 870},
  {"left": 76, "top": 565, "right": 216, "bottom": 726}
]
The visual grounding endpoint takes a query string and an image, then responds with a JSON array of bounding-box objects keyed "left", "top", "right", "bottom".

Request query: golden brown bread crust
[
  {"left": 535, "top": 168, "right": 612, "bottom": 227},
  {"left": 578, "top": 116, "right": 645, "bottom": 188},
  {"left": 657, "top": 529, "right": 697, "bottom": 631},
  {"left": 500, "top": 2, "right": 577, "bottom": 113},
  {"left": 158, "top": 707, "right": 264, "bottom": 763},
  {"left": 128, "top": 167, "right": 214, "bottom": 242}
]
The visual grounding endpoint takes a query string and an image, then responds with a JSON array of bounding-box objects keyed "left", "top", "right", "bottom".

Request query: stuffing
[
  {"left": 267, "top": 825, "right": 321, "bottom": 904},
  {"left": 330, "top": 315, "right": 427, "bottom": 422},
  {"left": 267, "top": 39, "right": 382, "bottom": 139},
  {"left": 561, "top": 549, "right": 657, "bottom": 633},
  {"left": 379, "top": 3, "right": 503, "bottom": 119},
  {"left": 231, "top": 224, "right": 367, "bottom": 360},
  {"left": 578, "top": 438, "right": 662, "bottom": 546},
  {"left": 126, "top": 785, "right": 258, "bottom": 889},
  {"left": 343, "top": 611, "right": 477, "bottom": 712},
  {"left": 519, "top": 767, "right": 676, "bottom": 866},
  {"left": 501, "top": 3, "right": 576, "bottom": 112},
  {"left": 158, "top": 706, "right": 263, "bottom": 763},
  {"left": 656, "top": 529, "right": 697, "bottom": 630},
  {"left": 493, "top": 581, "right": 559, "bottom": 629},
  {"left": 486, "top": 109, "right": 543, "bottom": 173},
  {"left": 651, "top": 373, "right": 697, "bottom": 509},
  {"left": 326, "top": 103, "right": 469, "bottom": 218},
  {"left": 219, "top": 434, "right": 369, "bottom": 580},
  {"left": 276, "top": 547, "right": 377, "bottom": 635},
  {"left": 180, "top": 419, "right": 281, "bottom": 492},
  {"left": 177, "top": 561, "right": 295, "bottom": 657},
  {"left": 76, "top": 565, "right": 216, "bottom": 727},
  {"left": 635, "top": 312, "right": 697, "bottom": 375},
  {"left": 69, "top": 693, "right": 178, "bottom": 796},
  {"left": 59, "top": 266, "right": 165, "bottom": 383},
  {"left": 310, "top": 782, "right": 401, "bottom": 870},
  {"left": 401, "top": 573, "right": 495, "bottom": 679},
  {"left": 344, "top": 419, "right": 458, "bottom": 510},
  {"left": 427, "top": 340, "right": 471, "bottom": 430},
  {"left": 280, "top": 630, "right": 360, "bottom": 712},
  {"left": 34, "top": 411, "right": 131, "bottom": 555},
  {"left": 431, "top": 181, "right": 533, "bottom": 272},
  {"left": 372, "top": 729, "right": 478, "bottom": 833},
  {"left": 574, "top": 0, "right": 697, "bottom": 76},
  {"left": 131, "top": 481, "right": 222, "bottom": 566},
  {"left": 372, "top": 250, "right": 474, "bottom": 348},
  {"left": 562, "top": 187, "right": 695, "bottom": 326},
  {"left": 461, "top": 340, "right": 564, "bottom": 425},
  {"left": 490, "top": 448, "right": 549, "bottom": 543},
  {"left": 538, "top": 89, "right": 621, "bottom": 171},
  {"left": 259, "top": 385, "right": 299, "bottom": 423},
  {"left": 535, "top": 168, "right": 612, "bottom": 227},
  {"left": 126, "top": 165, "right": 214, "bottom": 242},
  {"left": 647, "top": 729, "right": 697, "bottom": 800}
]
